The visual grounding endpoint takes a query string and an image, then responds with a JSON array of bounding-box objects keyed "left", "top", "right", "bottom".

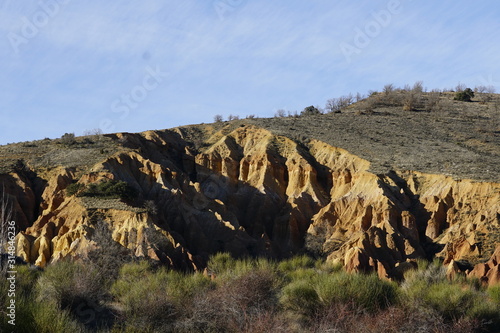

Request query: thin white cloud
[{"left": 1, "top": 0, "right": 499, "bottom": 144}]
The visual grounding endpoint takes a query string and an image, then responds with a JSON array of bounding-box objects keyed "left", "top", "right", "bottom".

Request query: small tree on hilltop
[
  {"left": 474, "top": 85, "right": 495, "bottom": 104},
  {"left": 412, "top": 81, "right": 424, "bottom": 93},
  {"left": 326, "top": 95, "right": 354, "bottom": 113},
  {"left": 454, "top": 88, "right": 474, "bottom": 102},
  {"left": 300, "top": 105, "right": 322, "bottom": 116},
  {"left": 275, "top": 109, "right": 286, "bottom": 117},
  {"left": 383, "top": 83, "right": 394, "bottom": 95},
  {"left": 402, "top": 91, "right": 421, "bottom": 111},
  {"left": 61, "top": 133, "right": 76, "bottom": 146}
]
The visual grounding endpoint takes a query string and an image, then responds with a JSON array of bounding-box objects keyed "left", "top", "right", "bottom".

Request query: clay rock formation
[
  {"left": 469, "top": 245, "right": 500, "bottom": 286},
  {"left": 1, "top": 124, "right": 499, "bottom": 281}
]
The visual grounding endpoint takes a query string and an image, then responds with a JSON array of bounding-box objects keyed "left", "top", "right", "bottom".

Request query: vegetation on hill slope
[{"left": 1, "top": 254, "right": 499, "bottom": 332}]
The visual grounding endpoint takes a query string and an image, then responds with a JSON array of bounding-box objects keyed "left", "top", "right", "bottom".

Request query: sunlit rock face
[{"left": 4, "top": 124, "right": 499, "bottom": 282}]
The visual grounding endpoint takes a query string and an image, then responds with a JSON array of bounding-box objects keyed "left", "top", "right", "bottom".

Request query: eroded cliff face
[
  {"left": 307, "top": 162, "right": 500, "bottom": 281},
  {"left": 4, "top": 124, "right": 500, "bottom": 283}
]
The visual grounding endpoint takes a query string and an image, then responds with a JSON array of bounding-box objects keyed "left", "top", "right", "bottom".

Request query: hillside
[{"left": 1, "top": 90, "right": 499, "bottom": 284}]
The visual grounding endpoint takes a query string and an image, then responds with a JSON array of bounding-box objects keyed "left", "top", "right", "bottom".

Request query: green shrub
[
  {"left": 277, "top": 255, "right": 316, "bottom": 273},
  {"left": 16, "top": 265, "right": 41, "bottom": 298},
  {"left": 254, "top": 256, "right": 278, "bottom": 272},
  {"left": 285, "top": 267, "right": 318, "bottom": 283},
  {"left": 315, "top": 260, "right": 344, "bottom": 274},
  {"left": 314, "top": 272, "right": 398, "bottom": 312},
  {"left": 8, "top": 297, "right": 37, "bottom": 332},
  {"left": 75, "top": 180, "right": 138, "bottom": 201},
  {"left": 177, "top": 269, "right": 277, "bottom": 332},
  {"left": 36, "top": 261, "right": 109, "bottom": 326},
  {"left": 206, "top": 252, "right": 237, "bottom": 275},
  {"left": 454, "top": 88, "right": 474, "bottom": 102},
  {"left": 165, "top": 271, "right": 214, "bottom": 304},
  {"left": 280, "top": 269, "right": 398, "bottom": 319},
  {"left": 280, "top": 279, "right": 320, "bottom": 316},
  {"left": 420, "top": 282, "right": 500, "bottom": 329},
  {"left": 0, "top": 278, "right": 84, "bottom": 333},
  {"left": 467, "top": 297, "right": 500, "bottom": 329},
  {"left": 66, "top": 183, "right": 85, "bottom": 196},
  {"left": 403, "top": 258, "right": 447, "bottom": 286},
  {"left": 488, "top": 285, "right": 500, "bottom": 305},
  {"left": 112, "top": 266, "right": 176, "bottom": 331},
  {"left": 0, "top": 283, "right": 39, "bottom": 332},
  {"left": 207, "top": 254, "right": 277, "bottom": 285},
  {"left": 0, "top": 265, "right": 40, "bottom": 307},
  {"left": 401, "top": 261, "right": 500, "bottom": 328},
  {"left": 300, "top": 105, "right": 322, "bottom": 116},
  {"left": 110, "top": 262, "right": 150, "bottom": 302},
  {"left": 423, "top": 283, "right": 474, "bottom": 319},
  {"left": 61, "top": 133, "right": 76, "bottom": 146},
  {"left": 112, "top": 262, "right": 214, "bottom": 331},
  {"left": 230, "top": 258, "right": 258, "bottom": 278},
  {"left": 36, "top": 261, "right": 80, "bottom": 307},
  {"left": 114, "top": 261, "right": 151, "bottom": 284},
  {"left": 31, "top": 300, "right": 84, "bottom": 333}
]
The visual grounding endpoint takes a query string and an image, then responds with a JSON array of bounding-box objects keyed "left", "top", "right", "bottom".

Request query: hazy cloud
[{"left": 1, "top": 0, "right": 499, "bottom": 143}]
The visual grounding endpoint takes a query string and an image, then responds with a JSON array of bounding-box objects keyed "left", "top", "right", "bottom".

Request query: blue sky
[{"left": 1, "top": 0, "right": 499, "bottom": 144}]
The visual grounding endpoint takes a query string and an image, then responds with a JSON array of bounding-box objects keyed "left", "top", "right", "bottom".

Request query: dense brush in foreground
[{"left": 1, "top": 254, "right": 499, "bottom": 333}]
